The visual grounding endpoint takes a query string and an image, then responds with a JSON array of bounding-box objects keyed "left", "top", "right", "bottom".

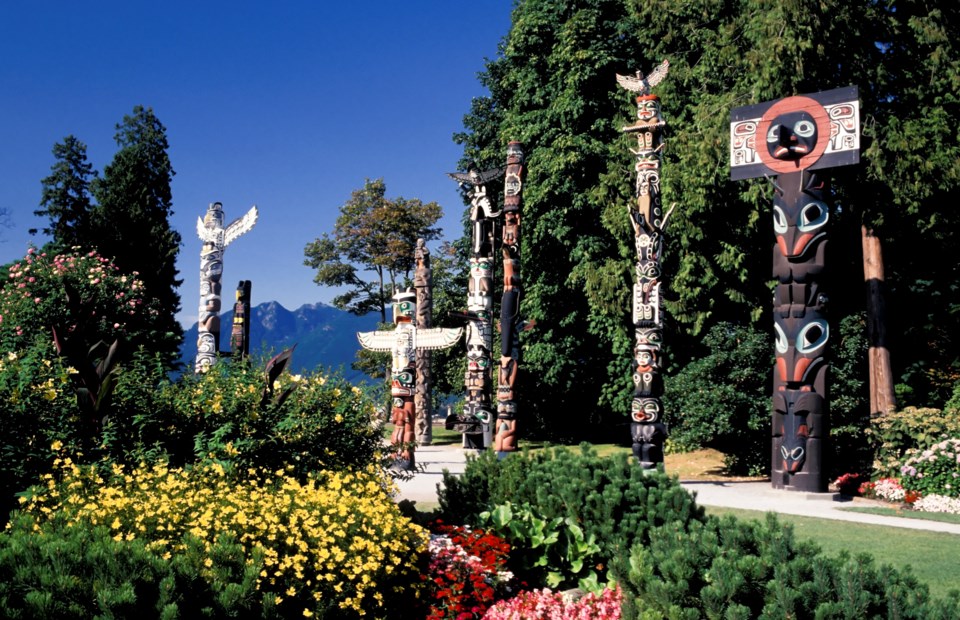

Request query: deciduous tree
[{"left": 303, "top": 178, "right": 442, "bottom": 324}]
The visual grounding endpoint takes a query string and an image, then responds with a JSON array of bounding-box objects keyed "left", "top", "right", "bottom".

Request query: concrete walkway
[{"left": 393, "top": 443, "right": 960, "bottom": 535}]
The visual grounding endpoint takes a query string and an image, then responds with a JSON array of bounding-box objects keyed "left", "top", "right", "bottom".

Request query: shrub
[
  {"left": 867, "top": 407, "right": 960, "bottom": 478},
  {"left": 663, "top": 322, "right": 770, "bottom": 475},
  {"left": 900, "top": 438, "right": 960, "bottom": 499},
  {"left": 477, "top": 502, "right": 605, "bottom": 593},
  {"left": 438, "top": 446, "right": 706, "bottom": 590},
  {"left": 17, "top": 459, "right": 427, "bottom": 618},
  {"left": 0, "top": 247, "right": 170, "bottom": 361},
  {"left": 913, "top": 494, "right": 960, "bottom": 514},
  {"left": 616, "top": 512, "right": 960, "bottom": 619},
  {"left": 161, "top": 358, "right": 384, "bottom": 477}
]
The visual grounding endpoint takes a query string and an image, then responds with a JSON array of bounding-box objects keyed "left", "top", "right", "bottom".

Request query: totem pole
[
  {"left": 230, "top": 280, "right": 252, "bottom": 360},
  {"left": 414, "top": 239, "right": 434, "bottom": 445},
  {"left": 446, "top": 163, "right": 504, "bottom": 449},
  {"left": 495, "top": 142, "right": 526, "bottom": 457},
  {"left": 358, "top": 289, "right": 462, "bottom": 470},
  {"left": 616, "top": 61, "right": 671, "bottom": 468},
  {"left": 730, "top": 86, "right": 860, "bottom": 492},
  {"left": 195, "top": 202, "right": 258, "bottom": 372}
]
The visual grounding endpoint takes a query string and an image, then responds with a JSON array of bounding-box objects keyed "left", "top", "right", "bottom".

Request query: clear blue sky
[{"left": 0, "top": 1, "right": 513, "bottom": 326}]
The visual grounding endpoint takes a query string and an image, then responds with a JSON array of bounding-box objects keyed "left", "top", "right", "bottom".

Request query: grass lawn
[
  {"left": 706, "top": 507, "right": 960, "bottom": 600},
  {"left": 839, "top": 505, "right": 960, "bottom": 525}
]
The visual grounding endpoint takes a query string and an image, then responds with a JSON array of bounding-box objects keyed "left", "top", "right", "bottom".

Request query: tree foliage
[
  {"left": 34, "top": 135, "right": 97, "bottom": 252},
  {"left": 303, "top": 178, "right": 443, "bottom": 324},
  {"left": 31, "top": 106, "right": 184, "bottom": 367},
  {"left": 456, "top": 0, "right": 960, "bottom": 440}
]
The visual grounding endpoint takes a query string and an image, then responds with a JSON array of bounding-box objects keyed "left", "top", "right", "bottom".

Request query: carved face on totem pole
[
  {"left": 766, "top": 111, "right": 819, "bottom": 160},
  {"left": 773, "top": 390, "right": 824, "bottom": 473}
]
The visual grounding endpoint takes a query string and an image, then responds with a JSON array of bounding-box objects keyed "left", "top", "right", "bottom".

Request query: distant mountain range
[{"left": 179, "top": 301, "right": 380, "bottom": 380}]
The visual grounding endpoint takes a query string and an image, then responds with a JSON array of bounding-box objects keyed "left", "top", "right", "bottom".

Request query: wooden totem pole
[
  {"left": 358, "top": 290, "right": 462, "bottom": 470},
  {"left": 730, "top": 86, "right": 860, "bottom": 492},
  {"left": 229, "top": 280, "right": 252, "bottom": 360},
  {"left": 414, "top": 239, "right": 434, "bottom": 445},
  {"left": 495, "top": 142, "right": 526, "bottom": 457},
  {"left": 195, "top": 202, "right": 258, "bottom": 372},
  {"left": 617, "top": 61, "right": 671, "bottom": 468},
  {"left": 446, "top": 163, "right": 504, "bottom": 449}
]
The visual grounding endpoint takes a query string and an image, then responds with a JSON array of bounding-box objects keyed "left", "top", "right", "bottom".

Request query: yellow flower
[
  {"left": 303, "top": 610, "right": 314, "bottom": 618},
  {"left": 204, "top": 557, "right": 213, "bottom": 568},
  {"left": 50, "top": 440, "right": 63, "bottom": 451}
]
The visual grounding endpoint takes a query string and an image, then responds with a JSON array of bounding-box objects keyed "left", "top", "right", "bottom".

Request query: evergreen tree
[
  {"left": 90, "top": 105, "right": 183, "bottom": 365},
  {"left": 458, "top": 0, "right": 960, "bottom": 438},
  {"left": 34, "top": 135, "right": 97, "bottom": 252}
]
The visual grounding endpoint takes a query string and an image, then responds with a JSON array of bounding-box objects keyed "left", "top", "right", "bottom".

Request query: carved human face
[{"left": 766, "top": 111, "right": 818, "bottom": 160}]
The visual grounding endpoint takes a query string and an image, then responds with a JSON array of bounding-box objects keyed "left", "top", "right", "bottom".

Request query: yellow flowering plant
[{"left": 17, "top": 459, "right": 429, "bottom": 618}]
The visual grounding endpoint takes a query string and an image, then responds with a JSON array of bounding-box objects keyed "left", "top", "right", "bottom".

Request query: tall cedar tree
[
  {"left": 457, "top": 0, "right": 960, "bottom": 439},
  {"left": 90, "top": 106, "right": 183, "bottom": 366},
  {"left": 304, "top": 178, "right": 443, "bottom": 325},
  {"left": 34, "top": 135, "right": 97, "bottom": 252}
]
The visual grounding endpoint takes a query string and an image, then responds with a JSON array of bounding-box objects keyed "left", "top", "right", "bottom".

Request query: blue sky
[{"left": 0, "top": 1, "right": 513, "bottom": 326}]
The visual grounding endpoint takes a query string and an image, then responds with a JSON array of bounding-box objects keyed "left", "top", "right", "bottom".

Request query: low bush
[
  {"left": 438, "top": 445, "right": 706, "bottom": 590},
  {"left": 866, "top": 407, "right": 960, "bottom": 479},
  {"left": 483, "top": 586, "right": 623, "bottom": 619},
  {"left": 616, "top": 512, "right": 960, "bottom": 619},
  {"left": 16, "top": 458, "right": 427, "bottom": 618},
  {"left": 900, "top": 438, "right": 960, "bottom": 499}
]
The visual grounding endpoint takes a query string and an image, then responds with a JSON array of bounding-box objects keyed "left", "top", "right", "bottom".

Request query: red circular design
[{"left": 755, "top": 95, "right": 830, "bottom": 174}]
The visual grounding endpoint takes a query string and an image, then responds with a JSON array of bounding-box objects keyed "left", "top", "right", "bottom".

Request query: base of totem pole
[
  {"left": 771, "top": 472, "right": 828, "bottom": 494},
  {"left": 416, "top": 436, "right": 432, "bottom": 447},
  {"left": 389, "top": 457, "right": 416, "bottom": 472},
  {"left": 462, "top": 433, "right": 485, "bottom": 450}
]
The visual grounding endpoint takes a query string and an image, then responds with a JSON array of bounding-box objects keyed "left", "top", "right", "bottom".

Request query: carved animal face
[
  {"left": 774, "top": 314, "right": 829, "bottom": 388},
  {"left": 773, "top": 193, "right": 829, "bottom": 260},
  {"left": 766, "top": 111, "right": 818, "bottom": 160},
  {"left": 774, "top": 391, "right": 824, "bottom": 474}
]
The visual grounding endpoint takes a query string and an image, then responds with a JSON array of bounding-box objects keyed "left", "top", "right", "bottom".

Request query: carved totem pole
[
  {"left": 195, "top": 202, "right": 258, "bottom": 372},
  {"left": 414, "top": 239, "right": 434, "bottom": 445},
  {"left": 446, "top": 163, "right": 504, "bottom": 449},
  {"left": 495, "top": 142, "right": 526, "bottom": 456},
  {"left": 358, "top": 290, "right": 462, "bottom": 470},
  {"left": 230, "top": 280, "right": 252, "bottom": 360},
  {"left": 730, "top": 86, "right": 860, "bottom": 492},
  {"left": 616, "top": 61, "right": 671, "bottom": 468}
]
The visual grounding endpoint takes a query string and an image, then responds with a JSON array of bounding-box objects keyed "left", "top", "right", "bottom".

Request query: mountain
[{"left": 179, "top": 301, "right": 381, "bottom": 380}]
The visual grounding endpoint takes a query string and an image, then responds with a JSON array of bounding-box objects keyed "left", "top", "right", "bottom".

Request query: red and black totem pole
[
  {"left": 229, "top": 280, "right": 252, "bottom": 359},
  {"left": 617, "top": 61, "right": 671, "bottom": 469},
  {"left": 358, "top": 290, "right": 462, "bottom": 470},
  {"left": 730, "top": 86, "right": 860, "bottom": 492},
  {"left": 495, "top": 142, "right": 526, "bottom": 457},
  {"left": 446, "top": 163, "right": 504, "bottom": 449}
]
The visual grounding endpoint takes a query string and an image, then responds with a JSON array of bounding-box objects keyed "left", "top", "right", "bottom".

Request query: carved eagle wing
[{"left": 223, "top": 206, "right": 259, "bottom": 247}]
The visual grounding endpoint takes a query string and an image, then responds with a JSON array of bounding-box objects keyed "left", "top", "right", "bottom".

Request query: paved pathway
[{"left": 394, "top": 444, "right": 960, "bottom": 535}]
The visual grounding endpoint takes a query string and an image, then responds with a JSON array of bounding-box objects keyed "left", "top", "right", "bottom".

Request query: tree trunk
[{"left": 862, "top": 226, "right": 896, "bottom": 416}]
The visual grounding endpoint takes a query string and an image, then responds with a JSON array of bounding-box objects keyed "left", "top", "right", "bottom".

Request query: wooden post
[{"left": 862, "top": 226, "right": 896, "bottom": 416}]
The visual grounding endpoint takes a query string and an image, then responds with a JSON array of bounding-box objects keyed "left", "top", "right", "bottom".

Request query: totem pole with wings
[
  {"left": 195, "top": 202, "right": 258, "bottom": 372},
  {"left": 358, "top": 290, "right": 462, "bottom": 470},
  {"left": 616, "top": 60, "right": 672, "bottom": 468}
]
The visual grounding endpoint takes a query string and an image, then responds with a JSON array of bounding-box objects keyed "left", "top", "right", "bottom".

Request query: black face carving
[{"left": 766, "top": 111, "right": 818, "bottom": 160}]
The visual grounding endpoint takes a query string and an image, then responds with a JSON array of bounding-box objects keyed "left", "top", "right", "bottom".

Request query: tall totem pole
[
  {"left": 414, "top": 239, "right": 435, "bottom": 445},
  {"left": 730, "top": 86, "right": 860, "bottom": 492},
  {"left": 195, "top": 202, "right": 258, "bottom": 372},
  {"left": 358, "top": 290, "right": 462, "bottom": 470},
  {"left": 446, "top": 163, "right": 504, "bottom": 449},
  {"left": 617, "top": 61, "right": 671, "bottom": 468},
  {"left": 230, "top": 280, "right": 252, "bottom": 360},
  {"left": 495, "top": 142, "right": 525, "bottom": 456}
]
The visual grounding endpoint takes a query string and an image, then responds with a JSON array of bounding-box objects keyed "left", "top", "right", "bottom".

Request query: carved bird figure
[
  {"left": 616, "top": 59, "right": 670, "bottom": 95},
  {"left": 447, "top": 162, "right": 505, "bottom": 188}
]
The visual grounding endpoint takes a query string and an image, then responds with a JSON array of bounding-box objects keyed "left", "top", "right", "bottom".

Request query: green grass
[
  {"left": 839, "top": 505, "right": 960, "bottom": 525},
  {"left": 706, "top": 507, "right": 960, "bottom": 600}
]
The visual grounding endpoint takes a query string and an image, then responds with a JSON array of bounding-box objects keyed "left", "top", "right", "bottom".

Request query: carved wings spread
[
  {"left": 357, "top": 330, "right": 395, "bottom": 352},
  {"left": 224, "top": 206, "right": 258, "bottom": 247},
  {"left": 447, "top": 167, "right": 505, "bottom": 187},
  {"left": 417, "top": 327, "right": 463, "bottom": 351},
  {"left": 196, "top": 217, "right": 220, "bottom": 243},
  {"left": 357, "top": 327, "right": 462, "bottom": 352},
  {"left": 616, "top": 59, "right": 670, "bottom": 94}
]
